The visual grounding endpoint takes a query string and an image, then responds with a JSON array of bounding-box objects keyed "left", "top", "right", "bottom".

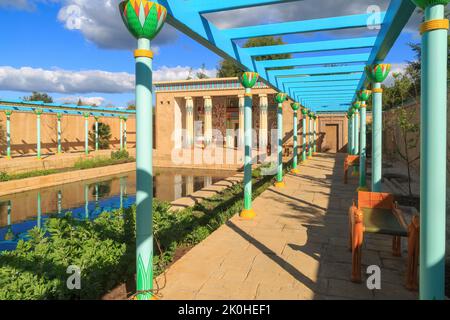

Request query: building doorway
[{"left": 324, "top": 124, "right": 339, "bottom": 153}]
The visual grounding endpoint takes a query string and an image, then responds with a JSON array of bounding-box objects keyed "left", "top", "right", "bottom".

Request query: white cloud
[
  {"left": 206, "top": 0, "right": 421, "bottom": 34},
  {"left": 0, "top": 0, "right": 57, "bottom": 10},
  {"left": 57, "top": 96, "right": 105, "bottom": 106},
  {"left": 0, "top": 65, "right": 218, "bottom": 94},
  {"left": 57, "top": 0, "right": 178, "bottom": 50},
  {"left": 0, "top": 66, "right": 134, "bottom": 94},
  {"left": 153, "top": 66, "right": 217, "bottom": 82}
]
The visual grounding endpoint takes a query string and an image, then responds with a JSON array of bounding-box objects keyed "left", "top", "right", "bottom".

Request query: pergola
[
  {"left": 120, "top": 0, "right": 448, "bottom": 300},
  {"left": 1, "top": 100, "right": 135, "bottom": 158}
]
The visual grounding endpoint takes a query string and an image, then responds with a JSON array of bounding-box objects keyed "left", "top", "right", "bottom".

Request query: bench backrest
[
  {"left": 358, "top": 191, "right": 394, "bottom": 210},
  {"left": 346, "top": 155, "right": 360, "bottom": 164}
]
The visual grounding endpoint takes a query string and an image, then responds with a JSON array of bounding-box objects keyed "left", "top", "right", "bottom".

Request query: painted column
[
  {"left": 123, "top": 117, "right": 128, "bottom": 150},
  {"left": 94, "top": 116, "right": 100, "bottom": 151},
  {"left": 259, "top": 94, "right": 268, "bottom": 155},
  {"left": 4, "top": 201, "right": 14, "bottom": 241},
  {"left": 301, "top": 108, "right": 308, "bottom": 162},
  {"left": 34, "top": 108, "right": 43, "bottom": 159},
  {"left": 346, "top": 112, "right": 351, "bottom": 154},
  {"left": 238, "top": 94, "right": 245, "bottom": 148},
  {"left": 5, "top": 111, "right": 12, "bottom": 159},
  {"left": 354, "top": 110, "right": 359, "bottom": 155},
  {"left": 313, "top": 115, "right": 317, "bottom": 153},
  {"left": 120, "top": 0, "right": 167, "bottom": 301},
  {"left": 120, "top": 116, "right": 124, "bottom": 150},
  {"left": 239, "top": 72, "right": 259, "bottom": 219},
  {"left": 37, "top": 192, "right": 41, "bottom": 229},
  {"left": 83, "top": 112, "right": 90, "bottom": 155},
  {"left": 291, "top": 103, "right": 300, "bottom": 174},
  {"left": 351, "top": 111, "right": 356, "bottom": 155},
  {"left": 203, "top": 96, "right": 213, "bottom": 146},
  {"left": 57, "top": 190, "right": 62, "bottom": 215},
  {"left": 185, "top": 97, "right": 194, "bottom": 147},
  {"left": 308, "top": 112, "right": 314, "bottom": 158},
  {"left": 411, "top": 0, "right": 448, "bottom": 300},
  {"left": 84, "top": 184, "right": 89, "bottom": 219},
  {"left": 275, "top": 93, "right": 288, "bottom": 187},
  {"left": 365, "top": 64, "right": 390, "bottom": 192},
  {"left": 357, "top": 90, "right": 371, "bottom": 190},
  {"left": 57, "top": 113, "right": 62, "bottom": 154}
]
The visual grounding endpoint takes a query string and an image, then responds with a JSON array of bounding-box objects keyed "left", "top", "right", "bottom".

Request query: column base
[
  {"left": 5, "top": 156, "right": 11, "bottom": 160},
  {"left": 357, "top": 186, "right": 369, "bottom": 192},
  {"left": 291, "top": 168, "right": 300, "bottom": 174},
  {"left": 274, "top": 180, "right": 286, "bottom": 188},
  {"left": 239, "top": 208, "right": 256, "bottom": 220}
]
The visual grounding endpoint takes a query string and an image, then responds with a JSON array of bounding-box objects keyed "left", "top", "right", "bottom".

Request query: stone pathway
[{"left": 156, "top": 153, "right": 418, "bottom": 300}]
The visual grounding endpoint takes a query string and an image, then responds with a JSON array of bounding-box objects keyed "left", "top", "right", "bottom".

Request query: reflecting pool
[{"left": 0, "top": 168, "right": 233, "bottom": 251}]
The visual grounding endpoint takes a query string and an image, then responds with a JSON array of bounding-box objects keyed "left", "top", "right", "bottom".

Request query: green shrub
[
  {"left": 0, "top": 171, "right": 9, "bottom": 182},
  {"left": 0, "top": 164, "right": 276, "bottom": 300},
  {"left": 89, "top": 122, "right": 111, "bottom": 150},
  {"left": 111, "top": 150, "right": 130, "bottom": 161}
]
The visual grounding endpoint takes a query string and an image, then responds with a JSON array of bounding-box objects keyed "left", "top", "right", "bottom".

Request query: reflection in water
[{"left": 0, "top": 169, "right": 231, "bottom": 251}]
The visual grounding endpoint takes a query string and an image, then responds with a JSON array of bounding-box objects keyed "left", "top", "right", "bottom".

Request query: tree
[
  {"left": 77, "top": 98, "right": 83, "bottom": 106},
  {"left": 216, "top": 36, "right": 292, "bottom": 78},
  {"left": 89, "top": 122, "right": 112, "bottom": 149},
  {"left": 126, "top": 102, "right": 136, "bottom": 110},
  {"left": 196, "top": 63, "right": 209, "bottom": 79},
  {"left": 390, "top": 108, "right": 420, "bottom": 197},
  {"left": 23, "top": 92, "right": 53, "bottom": 103}
]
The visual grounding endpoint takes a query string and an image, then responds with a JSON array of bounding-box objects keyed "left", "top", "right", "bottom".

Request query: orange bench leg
[
  {"left": 392, "top": 236, "right": 401, "bottom": 257},
  {"left": 406, "top": 215, "right": 420, "bottom": 291},
  {"left": 351, "top": 208, "right": 364, "bottom": 283}
]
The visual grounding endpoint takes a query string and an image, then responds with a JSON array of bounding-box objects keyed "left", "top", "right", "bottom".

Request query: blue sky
[{"left": 0, "top": 0, "right": 421, "bottom": 107}]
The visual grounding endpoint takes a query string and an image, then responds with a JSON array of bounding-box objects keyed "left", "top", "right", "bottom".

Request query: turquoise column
[
  {"left": 354, "top": 111, "right": 359, "bottom": 155},
  {"left": 120, "top": 117, "right": 124, "bottom": 150},
  {"left": 120, "top": 177, "right": 124, "bottom": 209},
  {"left": 239, "top": 72, "right": 258, "bottom": 219},
  {"left": 37, "top": 192, "right": 41, "bottom": 229},
  {"left": 120, "top": 0, "right": 167, "bottom": 300},
  {"left": 357, "top": 90, "right": 371, "bottom": 190},
  {"left": 5, "top": 111, "right": 12, "bottom": 159},
  {"left": 4, "top": 201, "right": 14, "bottom": 241},
  {"left": 313, "top": 116, "right": 317, "bottom": 153},
  {"left": 35, "top": 108, "right": 42, "bottom": 159},
  {"left": 94, "top": 116, "right": 99, "bottom": 151},
  {"left": 365, "top": 64, "right": 390, "bottom": 192},
  {"left": 84, "top": 184, "right": 89, "bottom": 220},
  {"left": 352, "top": 112, "right": 356, "bottom": 155},
  {"left": 123, "top": 117, "right": 128, "bottom": 150},
  {"left": 57, "top": 190, "right": 62, "bottom": 215},
  {"left": 308, "top": 112, "right": 314, "bottom": 158},
  {"left": 412, "top": 0, "right": 448, "bottom": 300},
  {"left": 83, "top": 112, "right": 90, "bottom": 155},
  {"left": 301, "top": 108, "right": 308, "bottom": 161},
  {"left": 291, "top": 103, "right": 300, "bottom": 174},
  {"left": 57, "top": 113, "right": 62, "bottom": 154},
  {"left": 275, "top": 93, "right": 287, "bottom": 187},
  {"left": 347, "top": 113, "right": 351, "bottom": 153}
]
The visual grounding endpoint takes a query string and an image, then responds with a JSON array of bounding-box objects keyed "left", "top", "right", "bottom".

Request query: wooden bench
[
  {"left": 344, "top": 154, "right": 360, "bottom": 184},
  {"left": 348, "top": 191, "right": 419, "bottom": 290}
]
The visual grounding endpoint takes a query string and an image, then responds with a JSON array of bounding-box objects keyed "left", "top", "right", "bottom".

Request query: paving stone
[{"left": 156, "top": 154, "right": 415, "bottom": 300}]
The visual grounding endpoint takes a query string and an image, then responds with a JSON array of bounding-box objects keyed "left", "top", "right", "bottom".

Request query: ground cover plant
[{"left": 0, "top": 162, "right": 289, "bottom": 299}]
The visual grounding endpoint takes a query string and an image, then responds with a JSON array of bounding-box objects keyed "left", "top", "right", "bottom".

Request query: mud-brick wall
[{"left": 0, "top": 112, "right": 136, "bottom": 156}]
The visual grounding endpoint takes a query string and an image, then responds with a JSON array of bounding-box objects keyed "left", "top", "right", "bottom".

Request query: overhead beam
[
  {"left": 269, "top": 65, "right": 365, "bottom": 84},
  {"left": 256, "top": 53, "right": 370, "bottom": 74},
  {"left": 243, "top": 37, "right": 376, "bottom": 57},
  {"left": 223, "top": 12, "right": 386, "bottom": 39},
  {"left": 192, "top": 0, "right": 302, "bottom": 13},
  {"left": 354, "top": 0, "right": 416, "bottom": 97}
]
